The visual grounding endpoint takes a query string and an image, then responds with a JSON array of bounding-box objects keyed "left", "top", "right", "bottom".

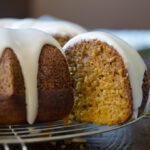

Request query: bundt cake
[
  {"left": 63, "top": 32, "right": 150, "bottom": 125},
  {"left": 0, "top": 28, "right": 74, "bottom": 125}
]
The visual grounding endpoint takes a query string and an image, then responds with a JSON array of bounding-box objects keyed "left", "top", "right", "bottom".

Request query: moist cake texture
[{"left": 63, "top": 32, "right": 150, "bottom": 125}]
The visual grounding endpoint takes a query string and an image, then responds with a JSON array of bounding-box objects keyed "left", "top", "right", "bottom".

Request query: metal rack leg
[
  {"left": 21, "top": 143, "right": 28, "bottom": 150},
  {"left": 3, "top": 143, "right": 28, "bottom": 150},
  {"left": 3, "top": 144, "right": 10, "bottom": 150}
]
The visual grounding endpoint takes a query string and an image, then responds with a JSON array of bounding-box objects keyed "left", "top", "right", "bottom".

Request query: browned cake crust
[{"left": 0, "top": 45, "right": 74, "bottom": 125}]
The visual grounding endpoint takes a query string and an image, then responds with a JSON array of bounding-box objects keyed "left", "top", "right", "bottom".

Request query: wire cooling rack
[{"left": 0, "top": 114, "right": 147, "bottom": 150}]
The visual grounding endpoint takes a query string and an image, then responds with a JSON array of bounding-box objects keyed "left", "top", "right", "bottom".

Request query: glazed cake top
[
  {"left": 4, "top": 18, "right": 36, "bottom": 29},
  {"left": 0, "top": 18, "right": 19, "bottom": 27},
  {"left": 31, "top": 20, "right": 87, "bottom": 36},
  {"left": 3, "top": 19, "right": 87, "bottom": 37},
  {"left": 63, "top": 31, "right": 150, "bottom": 118}
]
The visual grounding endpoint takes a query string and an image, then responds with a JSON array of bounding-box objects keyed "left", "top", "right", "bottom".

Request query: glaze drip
[{"left": 0, "top": 28, "right": 61, "bottom": 124}]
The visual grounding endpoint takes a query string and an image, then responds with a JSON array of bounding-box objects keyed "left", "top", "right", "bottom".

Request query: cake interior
[{"left": 65, "top": 39, "right": 132, "bottom": 125}]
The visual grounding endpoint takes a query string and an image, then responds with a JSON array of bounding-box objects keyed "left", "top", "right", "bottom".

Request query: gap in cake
[{"left": 53, "top": 34, "right": 73, "bottom": 47}]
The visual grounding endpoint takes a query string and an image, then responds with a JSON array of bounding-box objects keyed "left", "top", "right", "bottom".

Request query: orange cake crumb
[{"left": 65, "top": 40, "right": 132, "bottom": 125}]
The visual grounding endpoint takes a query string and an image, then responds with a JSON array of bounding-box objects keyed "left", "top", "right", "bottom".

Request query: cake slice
[{"left": 63, "top": 32, "right": 150, "bottom": 125}]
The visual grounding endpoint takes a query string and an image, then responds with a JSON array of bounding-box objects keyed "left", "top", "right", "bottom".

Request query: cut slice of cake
[{"left": 63, "top": 32, "right": 150, "bottom": 125}]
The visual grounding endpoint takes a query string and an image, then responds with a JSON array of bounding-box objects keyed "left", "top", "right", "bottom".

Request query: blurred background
[{"left": 1, "top": 0, "right": 150, "bottom": 29}]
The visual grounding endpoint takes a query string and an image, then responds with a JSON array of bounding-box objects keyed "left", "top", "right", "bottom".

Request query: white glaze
[
  {"left": 4, "top": 18, "right": 36, "bottom": 29},
  {"left": 31, "top": 21, "right": 87, "bottom": 36},
  {"left": 4, "top": 19, "right": 87, "bottom": 37},
  {"left": 63, "top": 31, "right": 149, "bottom": 119},
  {"left": 0, "top": 18, "right": 19, "bottom": 27},
  {"left": 0, "top": 28, "right": 61, "bottom": 124}
]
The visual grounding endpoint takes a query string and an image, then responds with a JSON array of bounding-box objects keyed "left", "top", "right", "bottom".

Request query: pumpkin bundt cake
[
  {"left": 63, "top": 32, "right": 150, "bottom": 125},
  {"left": 0, "top": 28, "right": 74, "bottom": 125}
]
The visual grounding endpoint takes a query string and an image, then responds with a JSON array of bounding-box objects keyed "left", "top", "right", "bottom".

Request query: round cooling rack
[{"left": 0, "top": 114, "right": 147, "bottom": 150}]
